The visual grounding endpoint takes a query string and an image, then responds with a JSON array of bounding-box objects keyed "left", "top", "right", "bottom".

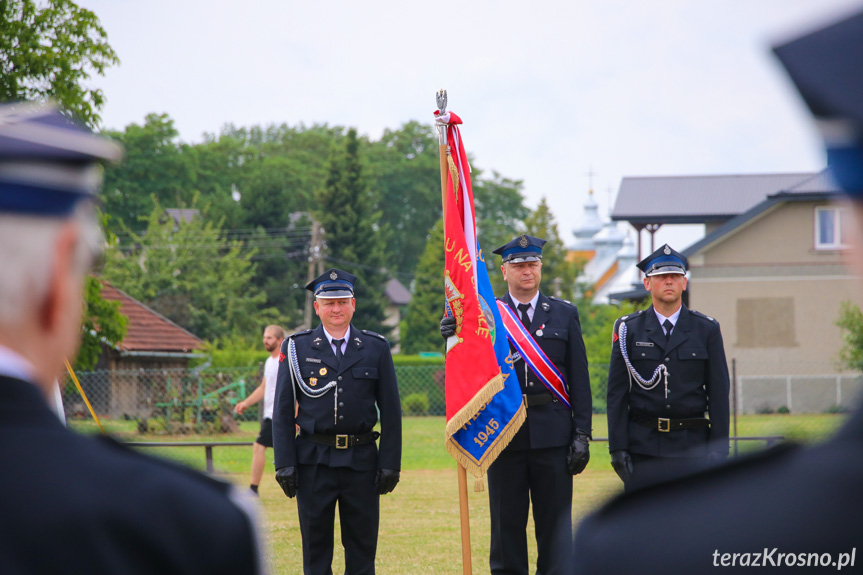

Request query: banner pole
[
  {"left": 457, "top": 464, "right": 473, "bottom": 575},
  {"left": 436, "top": 89, "right": 472, "bottom": 575}
]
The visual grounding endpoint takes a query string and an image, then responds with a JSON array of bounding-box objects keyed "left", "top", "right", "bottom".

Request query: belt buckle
[
  {"left": 658, "top": 418, "right": 671, "bottom": 433},
  {"left": 335, "top": 434, "right": 349, "bottom": 449}
]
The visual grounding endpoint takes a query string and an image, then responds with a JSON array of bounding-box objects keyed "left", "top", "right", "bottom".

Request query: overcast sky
[{"left": 79, "top": 0, "right": 862, "bottom": 256}]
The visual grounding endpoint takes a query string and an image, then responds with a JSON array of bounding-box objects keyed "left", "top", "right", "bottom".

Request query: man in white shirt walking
[{"left": 236, "top": 324, "right": 286, "bottom": 494}]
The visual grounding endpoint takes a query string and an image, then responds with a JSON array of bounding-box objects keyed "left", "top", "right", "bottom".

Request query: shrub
[
  {"left": 777, "top": 406, "right": 790, "bottom": 414},
  {"left": 403, "top": 392, "right": 430, "bottom": 416}
]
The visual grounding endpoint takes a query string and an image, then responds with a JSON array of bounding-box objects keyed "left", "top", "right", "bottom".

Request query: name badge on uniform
[
  {"left": 635, "top": 341, "right": 654, "bottom": 347},
  {"left": 305, "top": 357, "right": 322, "bottom": 363}
]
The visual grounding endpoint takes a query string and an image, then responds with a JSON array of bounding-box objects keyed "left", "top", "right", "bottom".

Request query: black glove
[
  {"left": 567, "top": 431, "right": 591, "bottom": 475},
  {"left": 440, "top": 315, "right": 456, "bottom": 339},
  {"left": 275, "top": 466, "right": 298, "bottom": 498},
  {"left": 706, "top": 451, "right": 727, "bottom": 466},
  {"left": 375, "top": 468, "right": 400, "bottom": 495},
  {"left": 610, "top": 450, "right": 634, "bottom": 484}
]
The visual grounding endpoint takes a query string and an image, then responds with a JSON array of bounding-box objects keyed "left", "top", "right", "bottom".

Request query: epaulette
[
  {"left": 361, "top": 329, "right": 389, "bottom": 342},
  {"left": 549, "top": 296, "right": 575, "bottom": 307},
  {"left": 288, "top": 329, "right": 313, "bottom": 338},
  {"left": 690, "top": 309, "right": 718, "bottom": 324},
  {"left": 618, "top": 309, "right": 645, "bottom": 324}
]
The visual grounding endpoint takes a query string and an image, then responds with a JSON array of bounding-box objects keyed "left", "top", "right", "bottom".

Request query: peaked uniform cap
[
  {"left": 493, "top": 234, "right": 547, "bottom": 263},
  {"left": 773, "top": 10, "right": 863, "bottom": 196},
  {"left": 636, "top": 244, "right": 688, "bottom": 276},
  {"left": 306, "top": 268, "right": 357, "bottom": 299},
  {"left": 0, "top": 102, "right": 123, "bottom": 217}
]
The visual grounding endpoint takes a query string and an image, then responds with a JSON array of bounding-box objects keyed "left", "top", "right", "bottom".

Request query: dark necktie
[
  {"left": 663, "top": 319, "right": 674, "bottom": 342},
  {"left": 333, "top": 338, "right": 345, "bottom": 363},
  {"left": 517, "top": 303, "right": 531, "bottom": 329}
]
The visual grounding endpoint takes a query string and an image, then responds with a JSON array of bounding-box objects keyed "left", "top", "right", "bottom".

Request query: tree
[
  {"left": 103, "top": 198, "right": 277, "bottom": 342},
  {"left": 313, "top": 128, "right": 392, "bottom": 337},
  {"left": 366, "top": 121, "right": 442, "bottom": 275},
  {"left": 836, "top": 301, "right": 863, "bottom": 372},
  {"left": 523, "top": 197, "right": 580, "bottom": 301},
  {"left": 401, "top": 219, "right": 445, "bottom": 354},
  {"left": 101, "top": 114, "right": 197, "bottom": 232},
  {"left": 0, "top": 0, "right": 119, "bottom": 127},
  {"left": 473, "top": 170, "right": 530, "bottom": 294},
  {"left": 75, "top": 276, "right": 127, "bottom": 371},
  {"left": 578, "top": 300, "right": 641, "bottom": 412}
]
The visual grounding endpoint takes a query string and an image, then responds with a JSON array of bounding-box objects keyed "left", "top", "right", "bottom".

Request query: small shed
[{"left": 90, "top": 281, "right": 205, "bottom": 417}]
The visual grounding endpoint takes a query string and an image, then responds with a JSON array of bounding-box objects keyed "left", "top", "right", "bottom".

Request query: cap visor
[
  {"left": 315, "top": 289, "right": 354, "bottom": 299},
  {"left": 646, "top": 266, "right": 685, "bottom": 276}
]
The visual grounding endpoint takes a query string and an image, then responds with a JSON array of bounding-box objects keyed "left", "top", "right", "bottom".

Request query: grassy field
[{"left": 70, "top": 414, "right": 847, "bottom": 574}]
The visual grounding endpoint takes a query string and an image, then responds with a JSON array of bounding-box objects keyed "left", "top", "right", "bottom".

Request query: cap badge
[
  {"left": 519, "top": 235, "right": 529, "bottom": 248},
  {"left": 320, "top": 367, "right": 328, "bottom": 376},
  {"left": 329, "top": 270, "right": 338, "bottom": 280},
  {"left": 664, "top": 246, "right": 671, "bottom": 255}
]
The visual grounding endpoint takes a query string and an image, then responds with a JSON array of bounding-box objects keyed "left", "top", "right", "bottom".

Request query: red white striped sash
[{"left": 497, "top": 300, "right": 570, "bottom": 408}]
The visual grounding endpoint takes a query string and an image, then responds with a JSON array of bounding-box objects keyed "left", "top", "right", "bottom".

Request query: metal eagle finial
[{"left": 436, "top": 89, "right": 447, "bottom": 115}]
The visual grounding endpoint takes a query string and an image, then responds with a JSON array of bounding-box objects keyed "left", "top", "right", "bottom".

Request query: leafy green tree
[
  {"left": 366, "top": 121, "right": 442, "bottom": 275},
  {"left": 101, "top": 114, "right": 197, "bottom": 232},
  {"left": 836, "top": 301, "right": 863, "bottom": 372},
  {"left": 75, "top": 276, "right": 128, "bottom": 371},
  {"left": 0, "top": 0, "right": 119, "bottom": 127},
  {"left": 473, "top": 170, "right": 530, "bottom": 294},
  {"left": 523, "top": 197, "right": 580, "bottom": 301},
  {"left": 314, "top": 128, "right": 391, "bottom": 336},
  {"left": 103, "top": 197, "right": 277, "bottom": 341},
  {"left": 401, "top": 219, "right": 445, "bottom": 354},
  {"left": 578, "top": 301, "right": 641, "bottom": 412}
]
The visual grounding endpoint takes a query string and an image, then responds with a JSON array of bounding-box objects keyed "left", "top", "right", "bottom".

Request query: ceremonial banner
[{"left": 440, "top": 111, "right": 526, "bottom": 485}]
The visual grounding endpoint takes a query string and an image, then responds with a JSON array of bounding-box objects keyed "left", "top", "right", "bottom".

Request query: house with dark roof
[
  {"left": 87, "top": 281, "right": 205, "bottom": 417},
  {"left": 609, "top": 170, "right": 863, "bottom": 412}
]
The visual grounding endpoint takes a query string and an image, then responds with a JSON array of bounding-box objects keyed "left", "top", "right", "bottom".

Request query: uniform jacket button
[
  {"left": 665, "top": 405, "right": 671, "bottom": 409},
  {"left": 338, "top": 376, "right": 343, "bottom": 380},
  {"left": 528, "top": 381, "right": 534, "bottom": 387},
  {"left": 339, "top": 402, "right": 344, "bottom": 407},
  {"left": 665, "top": 357, "right": 670, "bottom": 362},
  {"left": 338, "top": 415, "right": 344, "bottom": 420},
  {"left": 339, "top": 388, "right": 344, "bottom": 393}
]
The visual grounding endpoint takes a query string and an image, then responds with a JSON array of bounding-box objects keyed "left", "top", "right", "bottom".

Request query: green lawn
[{"left": 68, "top": 413, "right": 848, "bottom": 574}]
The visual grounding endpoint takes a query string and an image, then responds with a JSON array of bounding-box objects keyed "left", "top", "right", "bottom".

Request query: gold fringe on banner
[{"left": 445, "top": 394, "right": 527, "bottom": 492}]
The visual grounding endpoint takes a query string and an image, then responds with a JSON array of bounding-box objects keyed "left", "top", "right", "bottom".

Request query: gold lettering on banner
[
  {"left": 473, "top": 418, "right": 500, "bottom": 448},
  {"left": 445, "top": 238, "right": 456, "bottom": 253},
  {"left": 453, "top": 248, "right": 472, "bottom": 272}
]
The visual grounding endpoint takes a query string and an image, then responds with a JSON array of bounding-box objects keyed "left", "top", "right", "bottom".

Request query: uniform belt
[
  {"left": 523, "top": 392, "right": 554, "bottom": 408},
  {"left": 629, "top": 413, "right": 710, "bottom": 433},
  {"left": 304, "top": 431, "right": 380, "bottom": 449}
]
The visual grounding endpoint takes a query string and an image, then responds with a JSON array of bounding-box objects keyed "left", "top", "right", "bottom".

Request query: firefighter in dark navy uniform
[
  {"left": 443, "top": 234, "right": 592, "bottom": 575},
  {"left": 0, "top": 103, "right": 263, "bottom": 574},
  {"left": 272, "top": 268, "right": 401, "bottom": 575},
  {"left": 574, "top": 12, "right": 863, "bottom": 574},
  {"left": 606, "top": 244, "right": 730, "bottom": 491}
]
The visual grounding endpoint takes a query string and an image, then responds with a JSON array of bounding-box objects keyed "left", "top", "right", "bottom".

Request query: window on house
[{"left": 815, "top": 206, "right": 851, "bottom": 250}]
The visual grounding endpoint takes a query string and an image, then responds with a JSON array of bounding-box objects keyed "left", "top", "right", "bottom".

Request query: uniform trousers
[
  {"left": 488, "top": 445, "right": 572, "bottom": 575},
  {"left": 627, "top": 453, "right": 708, "bottom": 492},
  {"left": 297, "top": 464, "right": 379, "bottom": 575}
]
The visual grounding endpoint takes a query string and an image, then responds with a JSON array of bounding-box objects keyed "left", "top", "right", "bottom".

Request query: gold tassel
[
  {"left": 474, "top": 476, "right": 485, "bottom": 492},
  {"left": 447, "top": 155, "right": 460, "bottom": 202}
]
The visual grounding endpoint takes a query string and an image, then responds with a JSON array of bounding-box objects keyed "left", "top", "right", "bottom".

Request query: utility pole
[{"left": 303, "top": 220, "right": 323, "bottom": 329}]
